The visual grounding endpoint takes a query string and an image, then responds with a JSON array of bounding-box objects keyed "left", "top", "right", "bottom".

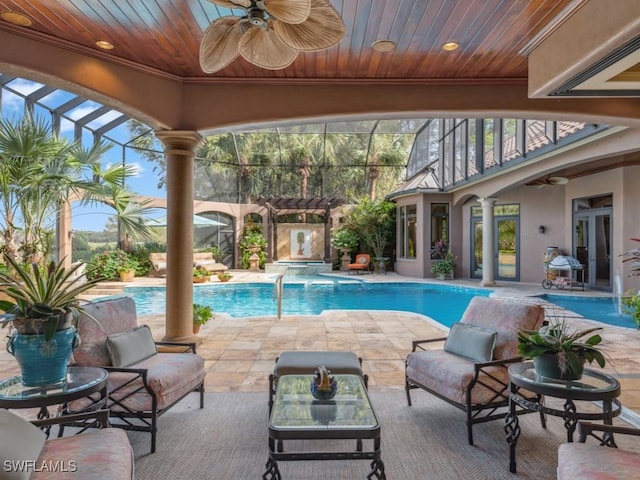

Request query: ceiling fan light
[
  {"left": 273, "top": 0, "right": 345, "bottom": 52},
  {"left": 264, "top": 0, "right": 312, "bottom": 24}
]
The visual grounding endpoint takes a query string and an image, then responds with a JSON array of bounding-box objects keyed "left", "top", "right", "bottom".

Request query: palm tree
[{"left": 0, "top": 114, "right": 154, "bottom": 261}]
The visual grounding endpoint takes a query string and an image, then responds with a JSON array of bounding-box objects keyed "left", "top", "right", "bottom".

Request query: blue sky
[{"left": 2, "top": 78, "right": 167, "bottom": 231}]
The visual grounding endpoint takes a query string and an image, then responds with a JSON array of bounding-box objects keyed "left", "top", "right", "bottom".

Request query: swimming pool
[
  {"left": 125, "top": 281, "right": 491, "bottom": 327},
  {"left": 541, "top": 294, "right": 635, "bottom": 328}
]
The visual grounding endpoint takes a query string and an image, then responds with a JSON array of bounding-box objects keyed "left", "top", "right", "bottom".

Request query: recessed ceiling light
[
  {"left": 0, "top": 11, "right": 33, "bottom": 27},
  {"left": 371, "top": 40, "right": 396, "bottom": 53},
  {"left": 95, "top": 40, "right": 115, "bottom": 50},
  {"left": 442, "top": 42, "right": 460, "bottom": 52}
]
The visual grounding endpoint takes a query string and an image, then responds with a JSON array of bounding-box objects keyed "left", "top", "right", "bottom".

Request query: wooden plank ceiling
[{"left": 0, "top": 0, "right": 577, "bottom": 82}]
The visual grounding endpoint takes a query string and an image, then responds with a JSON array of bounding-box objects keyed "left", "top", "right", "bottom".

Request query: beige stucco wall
[
  {"left": 398, "top": 164, "right": 639, "bottom": 291},
  {"left": 276, "top": 224, "right": 325, "bottom": 261}
]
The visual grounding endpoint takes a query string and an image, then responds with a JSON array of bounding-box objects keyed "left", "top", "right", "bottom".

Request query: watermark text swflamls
[{"left": 4, "top": 460, "right": 77, "bottom": 473}]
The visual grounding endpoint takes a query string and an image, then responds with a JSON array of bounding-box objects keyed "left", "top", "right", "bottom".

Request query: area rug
[{"left": 128, "top": 390, "right": 631, "bottom": 480}]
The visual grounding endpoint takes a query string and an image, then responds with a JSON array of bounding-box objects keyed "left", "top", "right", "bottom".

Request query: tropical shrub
[
  {"left": 86, "top": 249, "right": 139, "bottom": 280},
  {"left": 238, "top": 222, "right": 267, "bottom": 269}
]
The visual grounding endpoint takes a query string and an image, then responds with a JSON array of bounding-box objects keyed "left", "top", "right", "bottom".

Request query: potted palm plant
[
  {"left": 0, "top": 254, "right": 104, "bottom": 386},
  {"left": 517, "top": 319, "right": 605, "bottom": 380}
]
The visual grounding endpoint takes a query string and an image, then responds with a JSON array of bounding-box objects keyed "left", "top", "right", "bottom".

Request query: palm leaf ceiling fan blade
[
  {"left": 273, "top": 0, "right": 345, "bottom": 52},
  {"left": 208, "top": 0, "right": 252, "bottom": 8},
  {"left": 264, "top": 0, "right": 312, "bottom": 24},
  {"left": 199, "top": 17, "right": 245, "bottom": 74},
  {"left": 239, "top": 23, "right": 298, "bottom": 70}
]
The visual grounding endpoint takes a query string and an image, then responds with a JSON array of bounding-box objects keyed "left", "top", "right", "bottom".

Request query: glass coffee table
[
  {"left": 505, "top": 361, "right": 621, "bottom": 473},
  {"left": 265, "top": 374, "right": 385, "bottom": 479}
]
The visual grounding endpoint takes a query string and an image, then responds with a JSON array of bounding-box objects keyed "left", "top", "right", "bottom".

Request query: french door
[
  {"left": 471, "top": 212, "right": 520, "bottom": 281},
  {"left": 574, "top": 209, "right": 612, "bottom": 290}
]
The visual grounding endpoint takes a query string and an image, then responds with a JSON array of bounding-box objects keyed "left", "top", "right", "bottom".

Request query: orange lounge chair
[{"left": 348, "top": 253, "right": 371, "bottom": 274}]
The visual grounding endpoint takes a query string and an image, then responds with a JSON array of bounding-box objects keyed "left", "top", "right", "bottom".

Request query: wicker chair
[{"left": 405, "top": 296, "right": 546, "bottom": 445}]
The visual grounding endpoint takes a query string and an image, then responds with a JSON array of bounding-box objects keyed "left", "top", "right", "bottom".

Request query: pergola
[
  {"left": 0, "top": 1, "right": 639, "bottom": 342},
  {"left": 256, "top": 197, "right": 347, "bottom": 262}
]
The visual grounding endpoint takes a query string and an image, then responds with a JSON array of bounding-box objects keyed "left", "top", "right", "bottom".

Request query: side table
[
  {"left": 0, "top": 365, "right": 108, "bottom": 427},
  {"left": 505, "top": 361, "right": 621, "bottom": 473}
]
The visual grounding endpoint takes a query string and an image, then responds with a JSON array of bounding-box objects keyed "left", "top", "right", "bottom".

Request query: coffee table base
[{"left": 263, "top": 448, "right": 386, "bottom": 479}]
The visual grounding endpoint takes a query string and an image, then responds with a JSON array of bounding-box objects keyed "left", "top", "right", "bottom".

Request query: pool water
[
  {"left": 125, "top": 281, "right": 491, "bottom": 327},
  {"left": 541, "top": 294, "right": 635, "bottom": 329}
]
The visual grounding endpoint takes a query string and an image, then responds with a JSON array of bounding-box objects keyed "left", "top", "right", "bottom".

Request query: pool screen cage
[{"left": 0, "top": 73, "right": 599, "bottom": 207}]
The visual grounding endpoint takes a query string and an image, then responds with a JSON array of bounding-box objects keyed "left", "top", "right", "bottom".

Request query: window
[
  {"left": 430, "top": 203, "right": 449, "bottom": 259},
  {"left": 399, "top": 205, "right": 417, "bottom": 259}
]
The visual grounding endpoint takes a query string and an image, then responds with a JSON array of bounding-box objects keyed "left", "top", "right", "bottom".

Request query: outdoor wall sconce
[{"left": 538, "top": 225, "right": 546, "bottom": 234}]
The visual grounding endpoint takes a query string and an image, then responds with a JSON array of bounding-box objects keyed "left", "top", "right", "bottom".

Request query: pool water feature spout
[
  {"left": 614, "top": 271, "right": 622, "bottom": 316},
  {"left": 274, "top": 273, "right": 284, "bottom": 320}
]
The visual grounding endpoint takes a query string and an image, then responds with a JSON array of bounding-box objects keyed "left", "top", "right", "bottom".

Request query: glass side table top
[
  {"left": 508, "top": 361, "right": 620, "bottom": 399},
  {"left": 271, "top": 374, "right": 378, "bottom": 431},
  {"left": 0, "top": 366, "right": 108, "bottom": 401}
]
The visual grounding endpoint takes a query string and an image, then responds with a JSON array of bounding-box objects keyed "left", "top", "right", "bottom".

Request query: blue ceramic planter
[{"left": 7, "top": 327, "right": 79, "bottom": 387}]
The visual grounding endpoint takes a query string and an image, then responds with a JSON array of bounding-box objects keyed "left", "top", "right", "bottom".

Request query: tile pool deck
[{"left": 2, "top": 271, "right": 640, "bottom": 420}]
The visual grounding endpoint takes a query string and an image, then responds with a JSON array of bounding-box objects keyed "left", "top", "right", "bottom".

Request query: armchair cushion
[
  {"left": 406, "top": 350, "right": 510, "bottom": 405},
  {"left": 35, "top": 429, "right": 133, "bottom": 480},
  {"left": 444, "top": 322, "right": 497, "bottom": 362},
  {"left": 459, "top": 296, "right": 545, "bottom": 360},
  {"left": 0, "top": 409, "right": 46, "bottom": 480},
  {"left": 557, "top": 443, "right": 640, "bottom": 480},
  {"left": 109, "top": 352, "right": 205, "bottom": 411},
  {"left": 73, "top": 296, "right": 139, "bottom": 366},
  {"left": 107, "top": 325, "right": 157, "bottom": 367}
]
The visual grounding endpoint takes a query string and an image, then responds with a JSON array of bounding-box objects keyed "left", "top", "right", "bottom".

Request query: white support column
[
  {"left": 479, "top": 197, "right": 497, "bottom": 287},
  {"left": 155, "top": 130, "right": 202, "bottom": 342}
]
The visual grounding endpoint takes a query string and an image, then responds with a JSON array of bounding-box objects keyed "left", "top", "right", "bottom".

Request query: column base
[
  {"left": 480, "top": 280, "right": 497, "bottom": 287},
  {"left": 161, "top": 334, "right": 199, "bottom": 344}
]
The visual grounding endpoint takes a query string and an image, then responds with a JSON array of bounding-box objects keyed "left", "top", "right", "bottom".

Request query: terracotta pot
[
  {"left": 119, "top": 269, "right": 135, "bottom": 282},
  {"left": 192, "top": 324, "right": 201, "bottom": 334}
]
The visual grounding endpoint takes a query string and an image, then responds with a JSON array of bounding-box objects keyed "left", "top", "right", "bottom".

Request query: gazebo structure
[{"left": 0, "top": 1, "right": 639, "bottom": 342}]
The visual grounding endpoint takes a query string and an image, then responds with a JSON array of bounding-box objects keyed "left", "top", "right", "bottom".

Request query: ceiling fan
[
  {"left": 200, "top": 0, "right": 345, "bottom": 73},
  {"left": 527, "top": 175, "right": 570, "bottom": 188}
]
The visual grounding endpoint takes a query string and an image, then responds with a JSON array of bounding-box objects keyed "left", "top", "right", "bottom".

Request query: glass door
[
  {"left": 472, "top": 219, "right": 483, "bottom": 278},
  {"left": 574, "top": 211, "right": 612, "bottom": 290},
  {"left": 470, "top": 209, "right": 519, "bottom": 281},
  {"left": 496, "top": 217, "right": 519, "bottom": 281}
]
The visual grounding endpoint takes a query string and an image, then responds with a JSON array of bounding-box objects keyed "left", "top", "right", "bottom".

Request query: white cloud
[
  {"left": 1, "top": 90, "right": 25, "bottom": 112},
  {"left": 7, "top": 78, "right": 44, "bottom": 95}
]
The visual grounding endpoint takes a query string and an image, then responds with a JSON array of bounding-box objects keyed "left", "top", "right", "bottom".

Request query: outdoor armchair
[
  {"left": 69, "top": 295, "right": 206, "bottom": 453},
  {"left": 0, "top": 408, "right": 134, "bottom": 480},
  {"left": 405, "top": 296, "right": 545, "bottom": 445},
  {"left": 557, "top": 421, "right": 640, "bottom": 479}
]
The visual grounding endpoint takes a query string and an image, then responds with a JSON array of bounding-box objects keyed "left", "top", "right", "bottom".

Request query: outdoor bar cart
[{"left": 542, "top": 255, "right": 585, "bottom": 291}]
